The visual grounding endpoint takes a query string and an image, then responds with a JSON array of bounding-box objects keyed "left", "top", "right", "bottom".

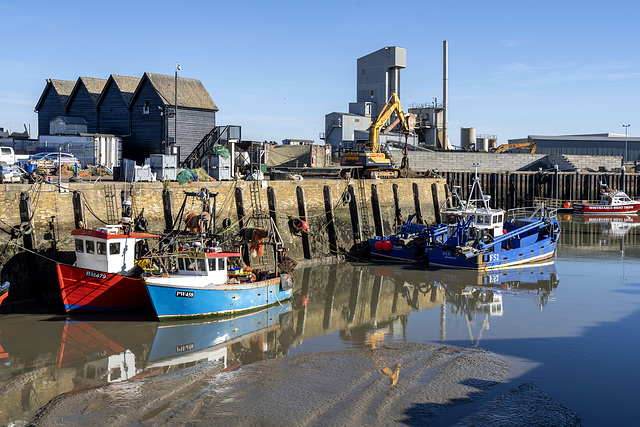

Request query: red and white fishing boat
[
  {"left": 573, "top": 187, "right": 640, "bottom": 215},
  {"left": 56, "top": 225, "right": 160, "bottom": 313}
]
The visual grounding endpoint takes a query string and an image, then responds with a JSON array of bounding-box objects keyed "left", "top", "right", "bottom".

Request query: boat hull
[
  {"left": 145, "top": 277, "right": 292, "bottom": 320},
  {"left": 369, "top": 238, "right": 429, "bottom": 263},
  {"left": 56, "top": 264, "right": 151, "bottom": 312},
  {"left": 573, "top": 202, "right": 640, "bottom": 214},
  {"left": 428, "top": 237, "right": 557, "bottom": 270}
]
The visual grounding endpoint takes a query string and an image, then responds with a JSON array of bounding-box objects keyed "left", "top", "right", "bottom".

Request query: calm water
[{"left": 1, "top": 215, "right": 639, "bottom": 426}]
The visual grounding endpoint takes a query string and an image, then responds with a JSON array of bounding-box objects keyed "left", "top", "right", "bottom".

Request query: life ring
[
  {"left": 292, "top": 218, "right": 308, "bottom": 231},
  {"left": 222, "top": 218, "right": 232, "bottom": 229},
  {"left": 19, "top": 221, "right": 32, "bottom": 235},
  {"left": 342, "top": 191, "right": 352, "bottom": 204}
]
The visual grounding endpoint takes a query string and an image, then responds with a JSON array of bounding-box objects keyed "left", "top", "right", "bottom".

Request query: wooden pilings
[{"left": 440, "top": 170, "right": 640, "bottom": 208}]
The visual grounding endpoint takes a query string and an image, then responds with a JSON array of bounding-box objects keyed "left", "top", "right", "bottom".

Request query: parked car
[{"left": 27, "top": 152, "right": 81, "bottom": 169}]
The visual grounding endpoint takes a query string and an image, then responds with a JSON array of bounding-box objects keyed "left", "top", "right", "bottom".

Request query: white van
[{"left": 0, "top": 147, "right": 16, "bottom": 165}]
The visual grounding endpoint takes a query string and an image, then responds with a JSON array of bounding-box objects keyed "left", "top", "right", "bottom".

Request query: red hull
[
  {"left": 573, "top": 202, "right": 640, "bottom": 214},
  {"left": 56, "top": 264, "right": 151, "bottom": 313}
]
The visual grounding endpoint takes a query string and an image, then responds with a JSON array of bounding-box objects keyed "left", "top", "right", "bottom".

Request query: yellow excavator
[
  {"left": 493, "top": 142, "right": 537, "bottom": 153},
  {"left": 340, "top": 93, "right": 410, "bottom": 178}
]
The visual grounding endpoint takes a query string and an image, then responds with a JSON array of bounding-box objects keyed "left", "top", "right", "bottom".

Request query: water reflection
[{"left": 0, "top": 261, "right": 561, "bottom": 425}]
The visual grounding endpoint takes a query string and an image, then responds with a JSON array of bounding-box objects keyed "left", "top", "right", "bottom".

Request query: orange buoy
[
  {"left": 382, "top": 240, "right": 393, "bottom": 251},
  {"left": 563, "top": 202, "right": 570, "bottom": 209},
  {"left": 374, "top": 240, "right": 383, "bottom": 251}
]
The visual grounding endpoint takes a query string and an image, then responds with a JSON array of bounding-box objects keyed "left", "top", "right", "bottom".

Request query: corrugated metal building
[
  {"left": 324, "top": 47, "right": 417, "bottom": 151},
  {"left": 509, "top": 134, "right": 640, "bottom": 162}
]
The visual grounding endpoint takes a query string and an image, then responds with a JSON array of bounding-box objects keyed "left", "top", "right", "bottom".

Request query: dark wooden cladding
[{"left": 440, "top": 171, "right": 640, "bottom": 210}]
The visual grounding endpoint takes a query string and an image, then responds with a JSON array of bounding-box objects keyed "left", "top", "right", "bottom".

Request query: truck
[
  {"left": 0, "top": 147, "right": 16, "bottom": 165},
  {"left": 340, "top": 93, "right": 411, "bottom": 179}
]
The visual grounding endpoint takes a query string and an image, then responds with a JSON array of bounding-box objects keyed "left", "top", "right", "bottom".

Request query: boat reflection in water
[
  {"left": 571, "top": 213, "right": 640, "bottom": 239},
  {"left": 56, "top": 303, "right": 293, "bottom": 388},
  {"left": 147, "top": 302, "right": 292, "bottom": 372},
  {"left": 1, "top": 262, "right": 559, "bottom": 425}
]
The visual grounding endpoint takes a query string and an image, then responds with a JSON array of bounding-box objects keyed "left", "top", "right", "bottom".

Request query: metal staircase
[{"left": 181, "top": 125, "right": 240, "bottom": 169}]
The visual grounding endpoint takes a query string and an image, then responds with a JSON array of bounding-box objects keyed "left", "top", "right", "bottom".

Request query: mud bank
[{"left": 29, "top": 343, "right": 580, "bottom": 426}]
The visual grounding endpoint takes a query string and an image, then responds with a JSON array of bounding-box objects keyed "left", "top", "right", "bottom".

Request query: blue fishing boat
[
  {"left": 144, "top": 249, "right": 293, "bottom": 320},
  {"left": 427, "top": 170, "right": 560, "bottom": 269}
]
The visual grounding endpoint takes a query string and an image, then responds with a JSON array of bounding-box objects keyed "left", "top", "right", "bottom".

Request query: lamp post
[
  {"left": 623, "top": 124, "right": 630, "bottom": 163},
  {"left": 175, "top": 62, "right": 180, "bottom": 155}
]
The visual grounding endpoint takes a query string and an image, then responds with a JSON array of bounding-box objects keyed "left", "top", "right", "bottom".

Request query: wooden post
[
  {"left": 72, "top": 191, "right": 85, "bottom": 229},
  {"left": 348, "top": 184, "right": 363, "bottom": 247},
  {"left": 235, "top": 187, "right": 250, "bottom": 265},
  {"left": 323, "top": 186, "right": 338, "bottom": 255},
  {"left": 162, "top": 189, "right": 173, "bottom": 232},
  {"left": 19, "top": 191, "right": 35, "bottom": 250},
  {"left": 392, "top": 183, "right": 402, "bottom": 228},
  {"left": 296, "top": 186, "right": 311, "bottom": 259},
  {"left": 412, "top": 182, "right": 423, "bottom": 224},
  {"left": 267, "top": 186, "right": 278, "bottom": 225},
  {"left": 371, "top": 184, "right": 384, "bottom": 237},
  {"left": 432, "top": 182, "right": 442, "bottom": 225}
]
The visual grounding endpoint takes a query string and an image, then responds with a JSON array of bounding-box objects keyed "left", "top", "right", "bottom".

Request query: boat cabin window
[
  {"left": 185, "top": 259, "right": 195, "bottom": 271},
  {"left": 97, "top": 242, "right": 106, "bottom": 255},
  {"left": 178, "top": 258, "right": 185, "bottom": 270},
  {"left": 208, "top": 258, "right": 217, "bottom": 271},
  {"left": 197, "top": 259, "right": 206, "bottom": 272},
  {"left": 109, "top": 242, "right": 120, "bottom": 255},
  {"left": 218, "top": 258, "right": 225, "bottom": 270},
  {"left": 86, "top": 240, "right": 95, "bottom": 254},
  {"left": 75, "top": 239, "right": 84, "bottom": 253}
]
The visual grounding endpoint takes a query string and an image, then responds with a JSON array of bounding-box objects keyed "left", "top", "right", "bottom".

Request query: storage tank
[
  {"left": 476, "top": 137, "right": 489, "bottom": 151},
  {"left": 460, "top": 127, "right": 476, "bottom": 150}
]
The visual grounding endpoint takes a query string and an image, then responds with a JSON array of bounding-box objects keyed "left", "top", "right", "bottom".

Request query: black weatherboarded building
[
  {"left": 128, "top": 72, "right": 218, "bottom": 163},
  {"left": 66, "top": 77, "right": 107, "bottom": 134},
  {"left": 97, "top": 75, "right": 141, "bottom": 137},
  {"left": 34, "top": 79, "right": 75, "bottom": 135},
  {"left": 34, "top": 72, "right": 219, "bottom": 164}
]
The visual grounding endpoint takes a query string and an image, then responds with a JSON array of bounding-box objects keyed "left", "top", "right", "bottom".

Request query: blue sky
[{"left": 1, "top": 0, "right": 639, "bottom": 147}]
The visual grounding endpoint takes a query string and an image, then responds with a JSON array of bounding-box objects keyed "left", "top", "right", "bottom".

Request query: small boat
[
  {"left": 0, "top": 281, "right": 9, "bottom": 307},
  {"left": 144, "top": 248, "right": 293, "bottom": 320},
  {"left": 427, "top": 169, "right": 561, "bottom": 269},
  {"left": 56, "top": 225, "right": 160, "bottom": 313},
  {"left": 572, "top": 185, "right": 640, "bottom": 214}
]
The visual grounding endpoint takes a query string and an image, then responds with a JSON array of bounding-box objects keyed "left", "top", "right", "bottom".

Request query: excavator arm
[
  {"left": 494, "top": 142, "right": 537, "bottom": 153},
  {"left": 368, "top": 93, "right": 409, "bottom": 154}
]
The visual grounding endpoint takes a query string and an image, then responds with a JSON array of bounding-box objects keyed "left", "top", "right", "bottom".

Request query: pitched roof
[
  {"left": 96, "top": 74, "right": 141, "bottom": 107},
  {"left": 71, "top": 77, "right": 108, "bottom": 106},
  {"left": 111, "top": 75, "right": 140, "bottom": 104},
  {"left": 144, "top": 72, "right": 218, "bottom": 110},
  {"left": 34, "top": 79, "right": 76, "bottom": 111}
]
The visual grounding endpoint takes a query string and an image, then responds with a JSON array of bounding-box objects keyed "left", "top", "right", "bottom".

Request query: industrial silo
[
  {"left": 460, "top": 127, "right": 476, "bottom": 150},
  {"left": 476, "top": 136, "right": 489, "bottom": 151}
]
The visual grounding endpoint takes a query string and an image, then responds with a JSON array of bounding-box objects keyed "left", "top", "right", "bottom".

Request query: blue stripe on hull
[
  {"left": 146, "top": 280, "right": 292, "bottom": 320},
  {"left": 429, "top": 238, "right": 557, "bottom": 270}
]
